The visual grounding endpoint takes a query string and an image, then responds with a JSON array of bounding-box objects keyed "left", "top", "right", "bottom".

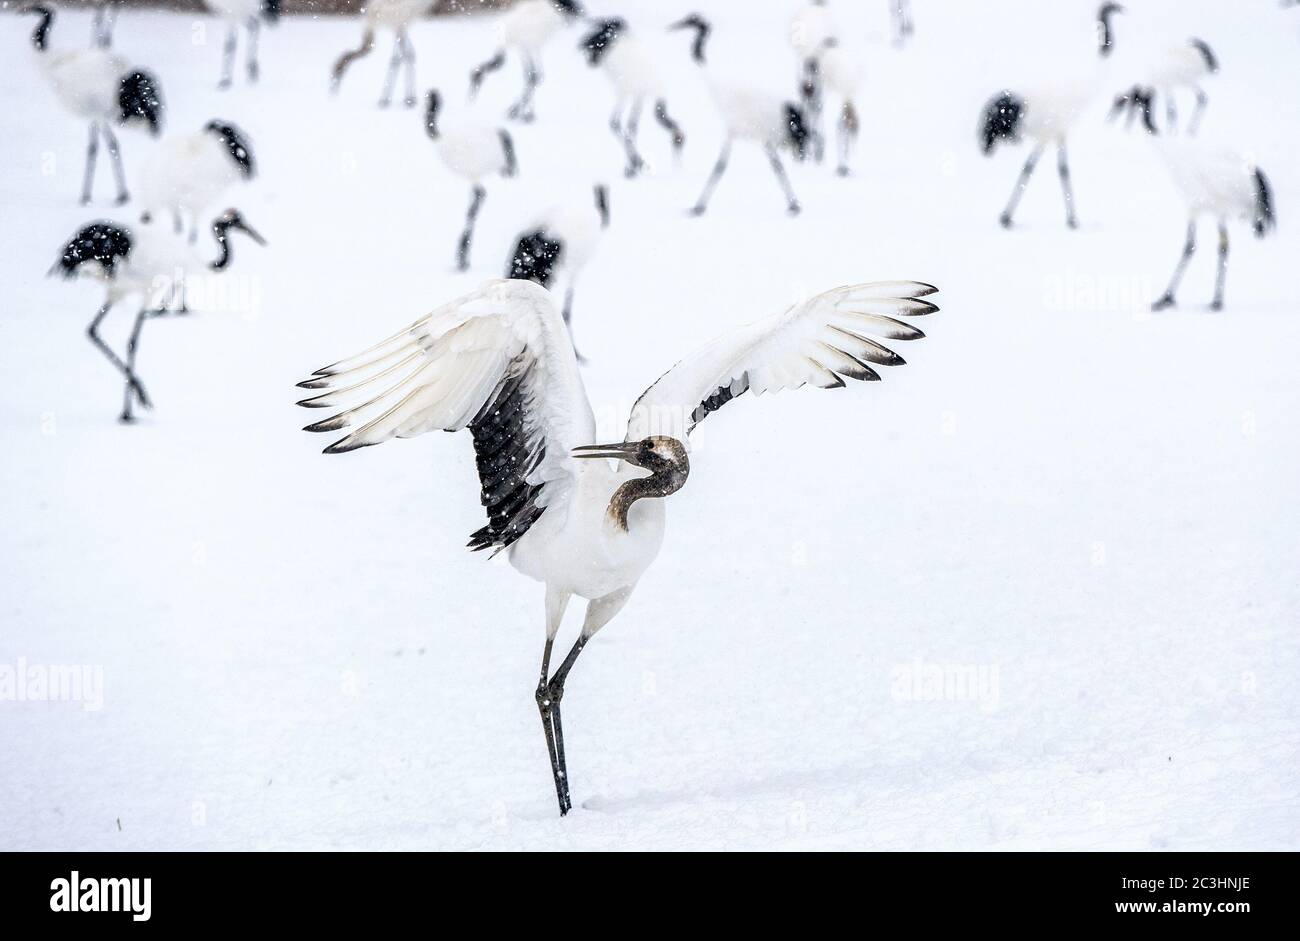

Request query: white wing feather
[
  {"left": 297, "top": 279, "right": 595, "bottom": 549},
  {"left": 625, "top": 281, "right": 938, "bottom": 443}
]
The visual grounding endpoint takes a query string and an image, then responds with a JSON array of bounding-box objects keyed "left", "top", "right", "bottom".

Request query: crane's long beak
[
  {"left": 572, "top": 442, "right": 640, "bottom": 463},
  {"left": 237, "top": 220, "right": 268, "bottom": 246}
]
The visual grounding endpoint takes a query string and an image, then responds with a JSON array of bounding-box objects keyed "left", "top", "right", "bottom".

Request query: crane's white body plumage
[
  {"left": 1155, "top": 138, "right": 1261, "bottom": 221},
  {"left": 138, "top": 131, "right": 246, "bottom": 229},
  {"left": 598, "top": 33, "right": 665, "bottom": 100},
  {"left": 434, "top": 120, "right": 511, "bottom": 183},
  {"left": 37, "top": 48, "right": 130, "bottom": 121},
  {"left": 499, "top": 0, "right": 568, "bottom": 55}
]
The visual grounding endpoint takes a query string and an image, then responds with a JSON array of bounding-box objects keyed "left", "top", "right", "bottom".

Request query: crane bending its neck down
[{"left": 572, "top": 435, "right": 690, "bottom": 530}]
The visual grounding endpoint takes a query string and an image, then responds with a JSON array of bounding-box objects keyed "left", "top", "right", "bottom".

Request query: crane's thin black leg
[
  {"left": 80, "top": 122, "right": 100, "bottom": 206},
  {"left": 92, "top": 4, "right": 116, "bottom": 48},
  {"left": 1189, "top": 88, "right": 1208, "bottom": 136},
  {"left": 654, "top": 98, "right": 685, "bottom": 152},
  {"left": 378, "top": 35, "right": 402, "bottom": 108},
  {"left": 999, "top": 143, "right": 1043, "bottom": 228},
  {"left": 765, "top": 144, "right": 801, "bottom": 216},
  {"left": 87, "top": 303, "right": 151, "bottom": 409},
  {"left": 508, "top": 55, "right": 540, "bottom": 123},
  {"left": 1211, "top": 221, "right": 1229, "bottom": 311},
  {"left": 101, "top": 124, "right": 129, "bottom": 205},
  {"left": 535, "top": 638, "right": 567, "bottom": 815},
  {"left": 456, "top": 184, "right": 486, "bottom": 271},
  {"left": 537, "top": 632, "right": 589, "bottom": 815},
  {"left": 119, "top": 307, "right": 152, "bottom": 423},
  {"left": 400, "top": 31, "right": 417, "bottom": 108},
  {"left": 219, "top": 23, "right": 237, "bottom": 90},
  {"left": 836, "top": 102, "right": 859, "bottom": 177},
  {"left": 246, "top": 17, "right": 261, "bottom": 83},
  {"left": 468, "top": 49, "right": 505, "bottom": 101},
  {"left": 1153, "top": 218, "right": 1197, "bottom": 310},
  {"left": 800, "top": 58, "right": 824, "bottom": 164},
  {"left": 1057, "top": 141, "right": 1078, "bottom": 229},
  {"left": 621, "top": 98, "right": 645, "bottom": 178},
  {"left": 690, "top": 140, "right": 730, "bottom": 216},
  {"left": 609, "top": 99, "right": 623, "bottom": 135}
]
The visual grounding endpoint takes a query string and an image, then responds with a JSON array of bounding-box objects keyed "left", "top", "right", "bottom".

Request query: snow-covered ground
[{"left": 2, "top": 0, "right": 1297, "bottom": 850}]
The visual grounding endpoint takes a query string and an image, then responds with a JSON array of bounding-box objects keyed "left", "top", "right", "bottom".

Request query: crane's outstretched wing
[
  {"left": 296, "top": 279, "right": 595, "bottom": 554},
  {"left": 625, "top": 282, "right": 937, "bottom": 442}
]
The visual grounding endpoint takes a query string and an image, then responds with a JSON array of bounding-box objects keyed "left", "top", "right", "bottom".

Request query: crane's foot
[
  {"left": 217, "top": 78, "right": 232, "bottom": 91},
  {"left": 79, "top": 194, "right": 93, "bottom": 207},
  {"left": 688, "top": 204, "right": 707, "bottom": 217},
  {"left": 377, "top": 97, "right": 392, "bottom": 109},
  {"left": 787, "top": 202, "right": 801, "bottom": 217},
  {"left": 1209, "top": 299, "right": 1224, "bottom": 312},
  {"left": 836, "top": 165, "right": 850, "bottom": 177},
  {"left": 1151, "top": 294, "right": 1176, "bottom": 311},
  {"left": 1066, "top": 216, "right": 1079, "bottom": 230},
  {"left": 998, "top": 212, "right": 1014, "bottom": 229},
  {"left": 114, "top": 193, "right": 130, "bottom": 207}
]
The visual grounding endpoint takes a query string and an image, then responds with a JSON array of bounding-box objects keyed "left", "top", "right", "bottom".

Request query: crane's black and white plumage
[
  {"left": 24, "top": 4, "right": 164, "bottom": 206},
  {"left": 505, "top": 184, "right": 610, "bottom": 361},
  {"left": 468, "top": 0, "right": 584, "bottom": 123},
  {"left": 1112, "top": 88, "right": 1276, "bottom": 311},
  {"left": 1101, "top": 4, "right": 1219, "bottom": 135},
  {"left": 52, "top": 208, "right": 265, "bottom": 422},
  {"left": 207, "top": 0, "right": 280, "bottom": 90},
  {"left": 139, "top": 120, "right": 256, "bottom": 243},
  {"left": 977, "top": 4, "right": 1126, "bottom": 229},
  {"left": 580, "top": 18, "right": 685, "bottom": 179},
  {"left": 297, "top": 277, "right": 940, "bottom": 815},
  {"left": 330, "top": 0, "right": 431, "bottom": 109},
  {"left": 670, "top": 14, "right": 810, "bottom": 217},
  {"left": 424, "top": 89, "right": 518, "bottom": 272}
]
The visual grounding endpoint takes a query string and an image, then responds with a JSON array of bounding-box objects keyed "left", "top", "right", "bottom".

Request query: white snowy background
[{"left": 1, "top": 0, "right": 1297, "bottom": 850}]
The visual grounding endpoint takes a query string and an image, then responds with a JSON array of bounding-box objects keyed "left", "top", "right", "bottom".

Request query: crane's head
[
  {"left": 214, "top": 209, "right": 267, "bottom": 246},
  {"left": 572, "top": 436, "right": 685, "bottom": 469},
  {"left": 573, "top": 436, "right": 690, "bottom": 529},
  {"left": 668, "top": 14, "right": 711, "bottom": 64},
  {"left": 1096, "top": 3, "right": 1124, "bottom": 57}
]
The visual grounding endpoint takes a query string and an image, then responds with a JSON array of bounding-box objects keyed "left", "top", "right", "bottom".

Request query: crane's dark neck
[
  {"left": 687, "top": 23, "right": 710, "bottom": 65},
  {"left": 30, "top": 7, "right": 53, "bottom": 52},
  {"left": 1097, "top": 5, "right": 1119, "bottom": 57},
  {"left": 210, "top": 219, "right": 235, "bottom": 270},
  {"left": 608, "top": 454, "right": 689, "bottom": 530}
]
